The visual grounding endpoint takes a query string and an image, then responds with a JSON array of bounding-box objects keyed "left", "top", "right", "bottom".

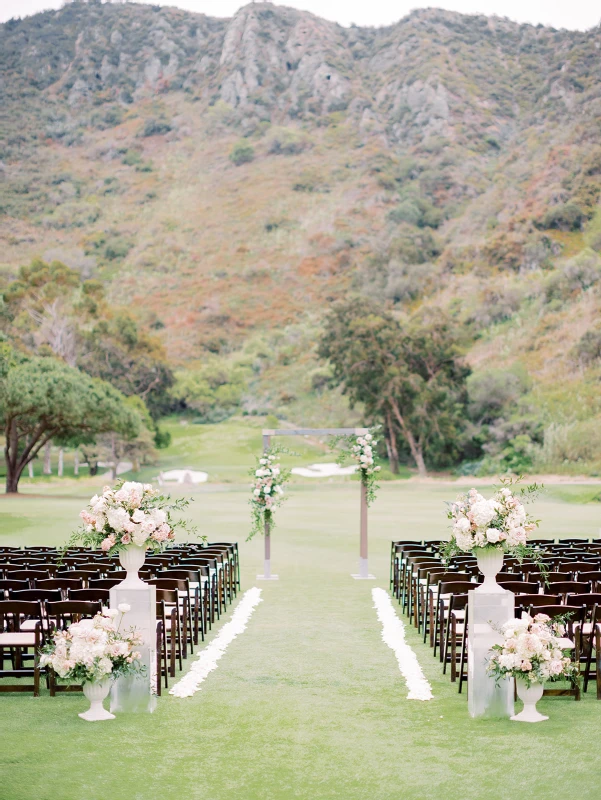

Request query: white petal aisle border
[
  {"left": 170, "top": 587, "right": 263, "bottom": 698},
  {"left": 372, "top": 587, "right": 433, "bottom": 701}
]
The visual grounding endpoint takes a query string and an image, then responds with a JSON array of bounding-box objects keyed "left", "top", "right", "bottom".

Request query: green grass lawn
[{"left": 1, "top": 483, "right": 601, "bottom": 800}]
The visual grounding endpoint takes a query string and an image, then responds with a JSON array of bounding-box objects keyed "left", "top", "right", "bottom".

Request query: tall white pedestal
[
  {"left": 468, "top": 589, "right": 514, "bottom": 719},
  {"left": 110, "top": 582, "right": 157, "bottom": 714}
]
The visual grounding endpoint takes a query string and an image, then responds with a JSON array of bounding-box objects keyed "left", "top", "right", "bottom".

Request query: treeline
[{"left": 0, "top": 257, "right": 174, "bottom": 492}]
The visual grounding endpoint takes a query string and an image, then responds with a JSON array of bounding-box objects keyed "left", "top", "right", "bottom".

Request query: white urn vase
[
  {"left": 118, "top": 544, "right": 147, "bottom": 588},
  {"left": 79, "top": 680, "right": 115, "bottom": 722},
  {"left": 474, "top": 547, "right": 505, "bottom": 593},
  {"left": 511, "top": 678, "right": 548, "bottom": 723}
]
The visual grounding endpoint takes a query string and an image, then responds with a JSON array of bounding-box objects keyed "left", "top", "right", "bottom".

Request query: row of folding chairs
[
  {"left": 0, "top": 541, "right": 240, "bottom": 696},
  {"left": 390, "top": 539, "right": 601, "bottom": 702}
]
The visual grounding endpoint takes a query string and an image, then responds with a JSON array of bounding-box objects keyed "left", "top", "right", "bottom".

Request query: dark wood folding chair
[
  {"left": 151, "top": 579, "right": 193, "bottom": 657},
  {"left": 0, "top": 579, "right": 29, "bottom": 597},
  {"left": 156, "top": 589, "right": 183, "bottom": 672},
  {"left": 56, "top": 570, "right": 102, "bottom": 586},
  {"left": 156, "top": 599, "right": 176, "bottom": 683},
  {"left": 444, "top": 593, "right": 468, "bottom": 680},
  {"left": 0, "top": 600, "right": 44, "bottom": 696},
  {"left": 69, "top": 588, "right": 111, "bottom": 604},
  {"left": 497, "top": 581, "right": 539, "bottom": 594},
  {"left": 161, "top": 568, "right": 206, "bottom": 641},
  {"left": 435, "top": 580, "right": 475, "bottom": 660},
  {"left": 565, "top": 594, "right": 601, "bottom": 698},
  {"left": 36, "top": 578, "right": 84, "bottom": 600},
  {"left": 579, "top": 571, "right": 601, "bottom": 592},
  {"left": 88, "top": 577, "right": 122, "bottom": 590},
  {"left": 8, "top": 570, "right": 51, "bottom": 587},
  {"left": 516, "top": 594, "right": 560, "bottom": 615},
  {"left": 548, "top": 581, "right": 591, "bottom": 602},
  {"left": 558, "top": 562, "right": 600, "bottom": 579}
]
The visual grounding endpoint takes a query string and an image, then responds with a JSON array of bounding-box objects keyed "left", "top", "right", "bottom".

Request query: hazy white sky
[{"left": 0, "top": 0, "right": 598, "bottom": 31}]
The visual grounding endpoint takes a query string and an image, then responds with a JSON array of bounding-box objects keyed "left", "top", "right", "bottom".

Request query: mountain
[{"left": 1, "top": 1, "right": 601, "bottom": 472}]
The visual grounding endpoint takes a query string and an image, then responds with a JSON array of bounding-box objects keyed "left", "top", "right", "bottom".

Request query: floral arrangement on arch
[
  {"left": 443, "top": 478, "right": 541, "bottom": 560},
  {"left": 40, "top": 606, "right": 143, "bottom": 684},
  {"left": 487, "top": 613, "right": 577, "bottom": 688},
  {"left": 335, "top": 430, "right": 381, "bottom": 505},
  {"left": 248, "top": 449, "right": 291, "bottom": 540},
  {"left": 73, "top": 480, "right": 196, "bottom": 555}
]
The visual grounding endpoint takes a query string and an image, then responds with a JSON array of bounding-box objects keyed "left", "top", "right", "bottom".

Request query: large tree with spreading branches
[
  {"left": 318, "top": 298, "right": 470, "bottom": 477},
  {"left": 0, "top": 345, "right": 140, "bottom": 493}
]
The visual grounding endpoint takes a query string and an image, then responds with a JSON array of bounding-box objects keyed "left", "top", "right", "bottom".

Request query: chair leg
[
  {"left": 451, "top": 623, "right": 457, "bottom": 682},
  {"left": 458, "top": 607, "right": 468, "bottom": 694},
  {"left": 596, "top": 629, "right": 601, "bottom": 700},
  {"left": 155, "top": 622, "right": 162, "bottom": 696}
]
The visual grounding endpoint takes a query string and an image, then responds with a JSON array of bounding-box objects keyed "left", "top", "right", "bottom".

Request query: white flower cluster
[
  {"left": 40, "top": 608, "right": 142, "bottom": 683},
  {"left": 251, "top": 453, "right": 284, "bottom": 513},
  {"left": 449, "top": 486, "right": 533, "bottom": 553},
  {"left": 351, "top": 433, "right": 381, "bottom": 475},
  {"left": 80, "top": 481, "right": 174, "bottom": 553},
  {"left": 488, "top": 614, "right": 575, "bottom": 686}
]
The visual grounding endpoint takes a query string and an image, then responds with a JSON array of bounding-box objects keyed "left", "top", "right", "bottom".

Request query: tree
[
  {"left": 78, "top": 314, "right": 174, "bottom": 419},
  {"left": 1, "top": 259, "right": 174, "bottom": 419},
  {"left": 318, "top": 299, "right": 470, "bottom": 477},
  {"left": 0, "top": 349, "right": 140, "bottom": 493}
]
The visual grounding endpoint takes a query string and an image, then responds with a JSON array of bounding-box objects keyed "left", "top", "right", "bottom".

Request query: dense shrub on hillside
[
  {"left": 544, "top": 249, "right": 601, "bottom": 302},
  {"left": 229, "top": 141, "right": 255, "bottom": 166},
  {"left": 266, "top": 126, "right": 310, "bottom": 155},
  {"left": 469, "top": 285, "right": 523, "bottom": 328},
  {"left": 141, "top": 117, "right": 172, "bottom": 137},
  {"left": 572, "top": 327, "right": 601, "bottom": 367},
  {"left": 42, "top": 202, "right": 101, "bottom": 229},
  {"left": 538, "top": 202, "right": 587, "bottom": 232},
  {"left": 384, "top": 261, "right": 440, "bottom": 304}
]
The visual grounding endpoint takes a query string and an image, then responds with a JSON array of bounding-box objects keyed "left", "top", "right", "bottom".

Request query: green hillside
[{"left": 1, "top": 1, "right": 601, "bottom": 476}]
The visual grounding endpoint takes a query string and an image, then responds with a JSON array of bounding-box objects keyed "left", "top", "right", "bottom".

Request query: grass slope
[{"left": 1, "top": 484, "right": 600, "bottom": 800}]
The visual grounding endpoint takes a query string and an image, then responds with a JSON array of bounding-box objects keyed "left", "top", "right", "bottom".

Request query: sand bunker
[{"left": 291, "top": 462, "right": 357, "bottom": 478}]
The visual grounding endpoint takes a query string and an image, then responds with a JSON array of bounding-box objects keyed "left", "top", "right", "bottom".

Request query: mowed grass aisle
[{"left": 1, "top": 483, "right": 601, "bottom": 800}]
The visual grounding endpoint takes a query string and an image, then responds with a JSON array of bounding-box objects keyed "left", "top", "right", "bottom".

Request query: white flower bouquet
[
  {"left": 488, "top": 613, "right": 578, "bottom": 687},
  {"left": 40, "top": 606, "right": 143, "bottom": 684},
  {"left": 444, "top": 479, "right": 540, "bottom": 558},
  {"left": 248, "top": 450, "right": 290, "bottom": 540},
  {"left": 74, "top": 480, "right": 194, "bottom": 555},
  {"left": 335, "top": 430, "right": 381, "bottom": 506}
]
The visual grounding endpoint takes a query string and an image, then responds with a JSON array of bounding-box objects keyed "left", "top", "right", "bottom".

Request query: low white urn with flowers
[
  {"left": 444, "top": 479, "right": 541, "bottom": 590},
  {"left": 487, "top": 613, "right": 577, "bottom": 722},
  {"left": 40, "top": 607, "right": 143, "bottom": 721}
]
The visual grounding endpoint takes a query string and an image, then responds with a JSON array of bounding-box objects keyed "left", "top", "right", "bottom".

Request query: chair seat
[
  {"left": 578, "top": 622, "right": 601, "bottom": 636},
  {"left": 21, "top": 619, "right": 49, "bottom": 631},
  {"left": 0, "top": 632, "right": 37, "bottom": 646}
]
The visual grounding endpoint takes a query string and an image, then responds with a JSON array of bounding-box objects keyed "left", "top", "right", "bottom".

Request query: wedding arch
[{"left": 257, "top": 427, "right": 376, "bottom": 581}]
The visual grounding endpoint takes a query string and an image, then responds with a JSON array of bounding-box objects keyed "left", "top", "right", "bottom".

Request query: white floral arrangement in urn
[
  {"left": 443, "top": 478, "right": 543, "bottom": 591},
  {"left": 444, "top": 479, "right": 541, "bottom": 557},
  {"left": 487, "top": 613, "right": 578, "bottom": 722},
  {"left": 248, "top": 450, "right": 291, "bottom": 540},
  {"left": 41, "top": 606, "right": 143, "bottom": 721},
  {"left": 73, "top": 480, "right": 194, "bottom": 555}
]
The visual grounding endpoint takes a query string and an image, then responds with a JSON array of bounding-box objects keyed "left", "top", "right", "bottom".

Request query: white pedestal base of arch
[
  {"left": 257, "top": 558, "right": 279, "bottom": 581},
  {"left": 352, "top": 557, "right": 376, "bottom": 579}
]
